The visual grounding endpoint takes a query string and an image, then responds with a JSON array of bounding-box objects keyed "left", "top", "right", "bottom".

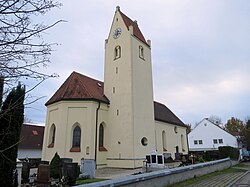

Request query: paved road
[
  {"left": 230, "top": 161, "right": 250, "bottom": 187},
  {"left": 185, "top": 162, "right": 250, "bottom": 187},
  {"left": 186, "top": 171, "right": 246, "bottom": 187},
  {"left": 230, "top": 171, "right": 250, "bottom": 187}
]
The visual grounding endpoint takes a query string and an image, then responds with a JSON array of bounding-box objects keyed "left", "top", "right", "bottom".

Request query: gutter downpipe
[{"left": 95, "top": 101, "right": 101, "bottom": 169}]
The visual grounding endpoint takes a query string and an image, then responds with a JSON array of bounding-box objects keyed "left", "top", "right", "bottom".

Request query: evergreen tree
[
  {"left": 50, "top": 152, "right": 61, "bottom": 179},
  {"left": 0, "top": 77, "right": 3, "bottom": 107},
  {"left": 0, "top": 83, "right": 25, "bottom": 187}
]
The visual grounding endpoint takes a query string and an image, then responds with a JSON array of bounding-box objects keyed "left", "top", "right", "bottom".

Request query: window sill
[
  {"left": 99, "top": 147, "right": 107, "bottom": 151},
  {"left": 70, "top": 147, "right": 81, "bottom": 152},
  {"left": 114, "top": 57, "right": 121, "bottom": 61},
  {"left": 139, "top": 56, "right": 145, "bottom": 61},
  {"left": 48, "top": 143, "right": 54, "bottom": 148}
]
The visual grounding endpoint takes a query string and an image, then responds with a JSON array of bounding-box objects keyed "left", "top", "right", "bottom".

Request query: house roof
[
  {"left": 118, "top": 7, "right": 148, "bottom": 46},
  {"left": 154, "top": 101, "right": 186, "bottom": 127},
  {"left": 45, "top": 71, "right": 109, "bottom": 106},
  {"left": 18, "top": 124, "right": 44, "bottom": 150},
  {"left": 46, "top": 71, "right": 186, "bottom": 128},
  {"left": 205, "top": 118, "right": 237, "bottom": 137}
]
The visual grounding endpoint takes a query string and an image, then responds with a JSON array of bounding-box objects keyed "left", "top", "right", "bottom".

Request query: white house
[
  {"left": 188, "top": 118, "right": 238, "bottom": 152},
  {"left": 42, "top": 6, "right": 188, "bottom": 169}
]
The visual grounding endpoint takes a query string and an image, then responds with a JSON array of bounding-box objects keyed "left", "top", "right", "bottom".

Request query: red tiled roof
[
  {"left": 45, "top": 71, "right": 109, "bottom": 106},
  {"left": 119, "top": 9, "right": 148, "bottom": 46},
  {"left": 46, "top": 72, "right": 185, "bottom": 128},
  {"left": 154, "top": 101, "right": 186, "bottom": 127},
  {"left": 18, "top": 124, "right": 44, "bottom": 150}
]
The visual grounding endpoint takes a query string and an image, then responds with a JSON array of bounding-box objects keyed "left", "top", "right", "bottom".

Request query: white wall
[
  {"left": 156, "top": 121, "right": 188, "bottom": 157},
  {"left": 188, "top": 119, "right": 238, "bottom": 151},
  {"left": 18, "top": 149, "right": 42, "bottom": 159}
]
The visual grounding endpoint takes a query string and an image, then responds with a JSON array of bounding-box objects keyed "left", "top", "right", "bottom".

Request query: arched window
[
  {"left": 139, "top": 45, "right": 144, "bottom": 59},
  {"left": 181, "top": 134, "right": 185, "bottom": 152},
  {"left": 99, "top": 124, "right": 104, "bottom": 147},
  {"left": 72, "top": 126, "right": 81, "bottom": 148},
  {"left": 162, "top": 131, "right": 167, "bottom": 151},
  {"left": 48, "top": 124, "right": 56, "bottom": 148},
  {"left": 99, "top": 123, "right": 107, "bottom": 151},
  {"left": 114, "top": 46, "right": 121, "bottom": 59}
]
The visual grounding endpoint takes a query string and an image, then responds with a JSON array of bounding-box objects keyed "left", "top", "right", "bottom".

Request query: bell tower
[{"left": 104, "top": 6, "right": 155, "bottom": 168}]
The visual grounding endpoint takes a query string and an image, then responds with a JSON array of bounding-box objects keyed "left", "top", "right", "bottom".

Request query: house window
[
  {"left": 70, "top": 125, "right": 81, "bottom": 152},
  {"left": 139, "top": 45, "right": 144, "bottom": 59},
  {"left": 117, "top": 109, "right": 119, "bottom": 116},
  {"left": 116, "top": 67, "right": 118, "bottom": 74},
  {"left": 48, "top": 124, "right": 56, "bottom": 148},
  {"left": 114, "top": 46, "right": 121, "bottom": 59},
  {"left": 198, "top": 140, "right": 203, "bottom": 144},
  {"left": 162, "top": 131, "right": 167, "bottom": 151},
  {"left": 219, "top": 139, "right": 223, "bottom": 144},
  {"left": 213, "top": 139, "right": 218, "bottom": 144},
  {"left": 194, "top": 140, "right": 198, "bottom": 145},
  {"left": 113, "top": 87, "right": 115, "bottom": 93}
]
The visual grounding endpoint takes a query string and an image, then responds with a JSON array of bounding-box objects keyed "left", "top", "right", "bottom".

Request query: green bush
[
  {"left": 50, "top": 152, "right": 61, "bottom": 179},
  {"left": 218, "top": 146, "right": 239, "bottom": 160}
]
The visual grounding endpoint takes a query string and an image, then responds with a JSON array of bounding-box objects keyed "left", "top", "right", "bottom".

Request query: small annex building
[
  {"left": 188, "top": 118, "right": 238, "bottom": 152},
  {"left": 18, "top": 124, "right": 44, "bottom": 160},
  {"left": 42, "top": 7, "right": 188, "bottom": 168}
]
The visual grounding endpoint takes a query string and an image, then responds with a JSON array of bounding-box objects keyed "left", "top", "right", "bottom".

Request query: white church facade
[{"left": 42, "top": 7, "right": 188, "bottom": 168}]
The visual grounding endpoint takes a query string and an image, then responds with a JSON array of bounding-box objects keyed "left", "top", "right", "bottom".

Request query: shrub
[
  {"left": 218, "top": 146, "right": 239, "bottom": 160},
  {"left": 50, "top": 152, "right": 61, "bottom": 179}
]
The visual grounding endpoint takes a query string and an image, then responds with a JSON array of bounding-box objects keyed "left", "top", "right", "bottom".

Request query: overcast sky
[{"left": 24, "top": 0, "right": 250, "bottom": 126}]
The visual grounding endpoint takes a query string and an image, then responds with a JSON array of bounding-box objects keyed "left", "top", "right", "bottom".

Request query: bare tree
[
  {"left": 0, "top": 0, "right": 62, "bottom": 89},
  {"left": 186, "top": 123, "right": 192, "bottom": 134},
  {"left": 0, "top": 1, "right": 62, "bottom": 184},
  {"left": 208, "top": 115, "right": 222, "bottom": 126}
]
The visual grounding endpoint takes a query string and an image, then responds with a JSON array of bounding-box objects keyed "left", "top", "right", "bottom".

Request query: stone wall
[{"left": 77, "top": 158, "right": 235, "bottom": 187}]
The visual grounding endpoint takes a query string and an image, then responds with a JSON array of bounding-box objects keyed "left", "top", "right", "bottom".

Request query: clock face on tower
[{"left": 113, "top": 27, "right": 122, "bottom": 39}]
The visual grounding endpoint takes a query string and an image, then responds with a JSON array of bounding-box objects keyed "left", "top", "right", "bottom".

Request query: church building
[{"left": 42, "top": 7, "right": 188, "bottom": 168}]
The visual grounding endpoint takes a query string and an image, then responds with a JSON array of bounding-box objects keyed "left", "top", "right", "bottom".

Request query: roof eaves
[
  {"left": 155, "top": 118, "right": 186, "bottom": 127},
  {"left": 46, "top": 98, "right": 110, "bottom": 106}
]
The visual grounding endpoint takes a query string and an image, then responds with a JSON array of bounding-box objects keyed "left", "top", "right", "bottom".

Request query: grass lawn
[
  {"left": 76, "top": 178, "right": 108, "bottom": 185},
  {"left": 235, "top": 163, "right": 250, "bottom": 168},
  {"left": 165, "top": 166, "right": 244, "bottom": 187}
]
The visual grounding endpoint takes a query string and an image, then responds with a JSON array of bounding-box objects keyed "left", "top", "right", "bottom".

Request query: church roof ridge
[{"left": 117, "top": 7, "right": 149, "bottom": 46}]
